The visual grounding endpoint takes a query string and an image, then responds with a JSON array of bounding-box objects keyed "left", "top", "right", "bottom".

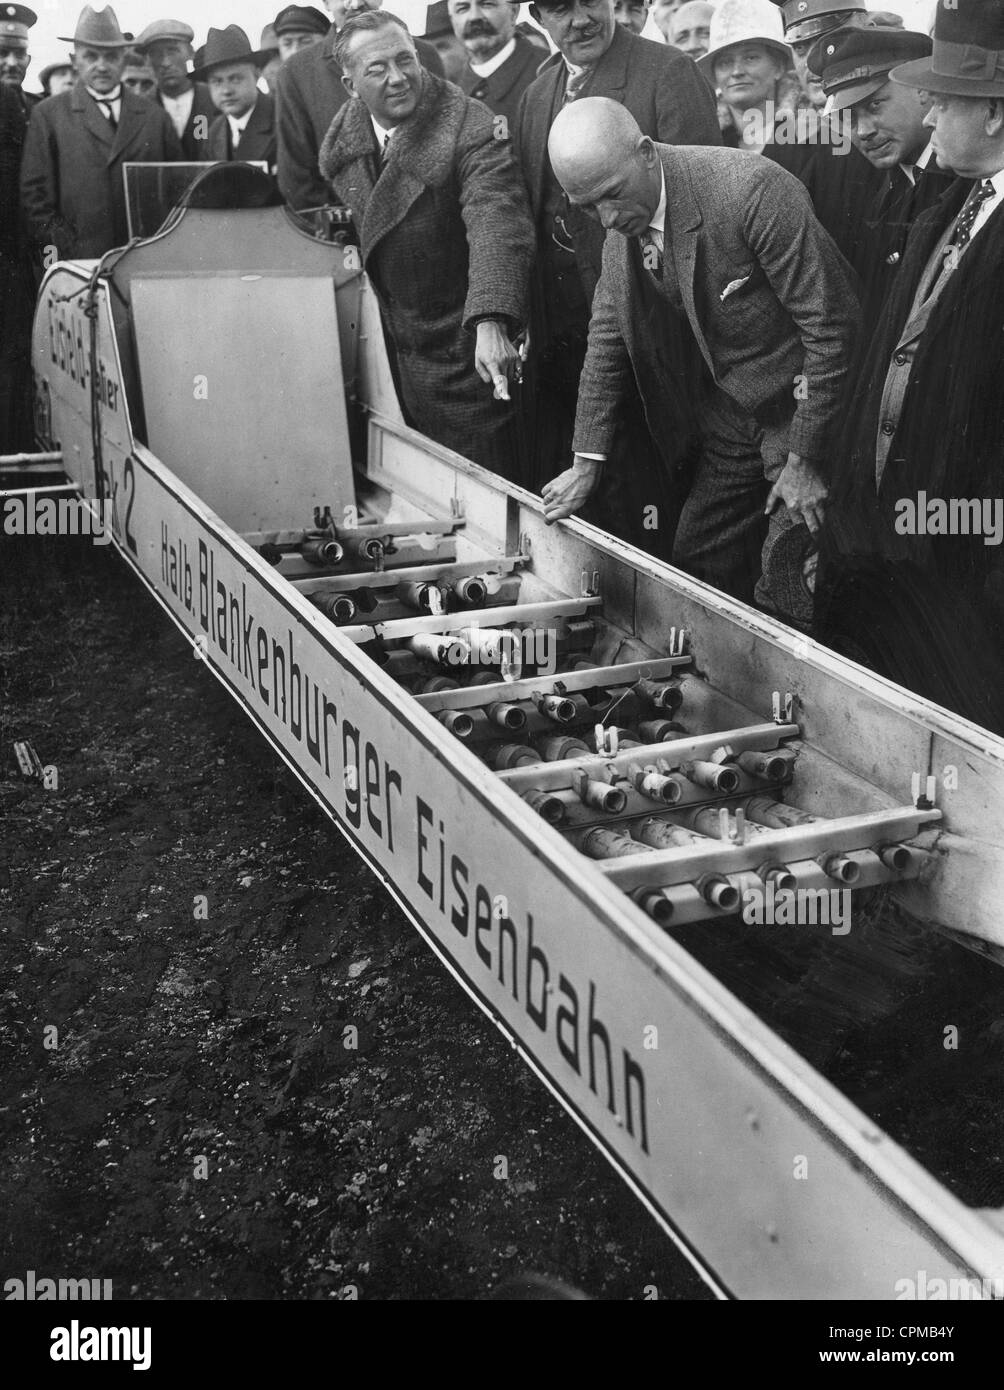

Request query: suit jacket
[
  {"left": 207, "top": 93, "right": 277, "bottom": 173},
  {"left": 459, "top": 34, "right": 542, "bottom": 133},
  {"left": 515, "top": 25, "right": 722, "bottom": 299},
  {"left": 158, "top": 82, "right": 217, "bottom": 161},
  {"left": 276, "top": 23, "right": 444, "bottom": 212},
  {"left": 573, "top": 145, "right": 859, "bottom": 467},
  {"left": 20, "top": 83, "right": 182, "bottom": 259},
  {"left": 318, "top": 73, "right": 534, "bottom": 470},
  {"left": 833, "top": 179, "right": 1004, "bottom": 596}
]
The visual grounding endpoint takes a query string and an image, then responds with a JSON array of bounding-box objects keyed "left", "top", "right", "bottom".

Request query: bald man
[{"left": 541, "top": 98, "right": 858, "bottom": 623}]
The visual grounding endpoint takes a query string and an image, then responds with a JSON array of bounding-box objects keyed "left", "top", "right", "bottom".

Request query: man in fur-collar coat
[{"left": 319, "top": 10, "right": 535, "bottom": 477}]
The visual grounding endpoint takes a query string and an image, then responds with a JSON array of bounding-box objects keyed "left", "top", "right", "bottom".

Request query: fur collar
[{"left": 319, "top": 72, "right": 490, "bottom": 190}]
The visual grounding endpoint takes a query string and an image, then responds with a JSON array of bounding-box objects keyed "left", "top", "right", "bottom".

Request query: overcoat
[
  {"left": 20, "top": 83, "right": 182, "bottom": 259},
  {"left": 0, "top": 83, "right": 34, "bottom": 451},
  {"left": 828, "top": 180, "right": 1004, "bottom": 616},
  {"left": 206, "top": 93, "right": 277, "bottom": 171},
  {"left": 319, "top": 74, "right": 535, "bottom": 473}
]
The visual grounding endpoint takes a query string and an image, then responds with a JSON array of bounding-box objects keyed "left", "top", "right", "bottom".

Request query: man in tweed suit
[
  {"left": 319, "top": 10, "right": 534, "bottom": 476},
  {"left": 542, "top": 98, "right": 859, "bottom": 621},
  {"left": 513, "top": 0, "right": 721, "bottom": 522}
]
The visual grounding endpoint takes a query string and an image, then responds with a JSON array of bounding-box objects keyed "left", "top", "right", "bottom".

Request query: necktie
[
  {"left": 641, "top": 229, "right": 663, "bottom": 281},
  {"left": 563, "top": 66, "right": 590, "bottom": 103},
  {"left": 950, "top": 178, "right": 995, "bottom": 250},
  {"left": 381, "top": 132, "right": 392, "bottom": 165},
  {"left": 100, "top": 99, "right": 117, "bottom": 130},
  {"left": 231, "top": 125, "right": 241, "bottom": 151}
]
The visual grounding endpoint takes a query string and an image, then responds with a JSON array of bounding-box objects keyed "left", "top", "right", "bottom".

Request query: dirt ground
[{"left": 0, "top": 532, "right": 712, "bottom": 1301}]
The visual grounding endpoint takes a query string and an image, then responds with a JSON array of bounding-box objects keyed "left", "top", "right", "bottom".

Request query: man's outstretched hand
[
  {"left": 765, "top": 453, "right": 828, "bottom": 536},
  {"left": 541, "top": 455, "right": 602, "bottom": 525},
  {"left": 474, "top": 320, "right": 522, "bottom": 401}
]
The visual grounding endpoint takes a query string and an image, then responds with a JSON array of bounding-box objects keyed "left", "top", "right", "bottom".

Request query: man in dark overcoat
[
  {"left": 820, "top": 0, "right": 1004, "bottom": 732},
  {"left": 808, "top": 24, "right": 955, "bottom": 331},
  {"left": 318, "top": 10, "right": 534, "bottom": 476},
  {"left": 135, "top": 19, "right": 217, "bottom": 160},
  {"left": 20, "top": 5, "right": 181, "bottom": 260}
]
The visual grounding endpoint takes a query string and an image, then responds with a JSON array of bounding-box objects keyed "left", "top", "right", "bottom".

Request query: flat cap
[
  {"left": 810, "top": 24, "right": 932, "bottom": 112},
  {"left": 273, "top": 6, "right": 329, "bottom": 37},
  {"left": 135, "top": 18, "right": 195, "bottom": 47}
]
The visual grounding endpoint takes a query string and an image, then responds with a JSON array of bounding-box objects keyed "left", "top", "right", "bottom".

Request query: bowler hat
[
  {"left": 59, "top": 4, "right": 128, "bottom": 48},
  {"left": 135, "top": 18, "right": 195, "bottom": 47},
  {"left": 810, "top": 25, "right": 932, "bottom": 112},
  {"left": 777, "top": 0, "right": 866, "bottom": 47},
  {"left": 0, "top": 4, "right": 36, "bottom": 44},
  {"left": 273, "top": 5, "right": 330, "bottom": 38},
  {"left": 699, "top": 0, "right": 791, "bottom": 78},
  {"left": 892, "top": 0, "right": 1004, "bottom": 97},
  {"left": 190, "top": 26, "right": 272, "bottom": 82}
]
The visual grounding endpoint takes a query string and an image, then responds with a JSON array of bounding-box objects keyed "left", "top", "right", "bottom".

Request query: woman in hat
[{"left": 699, "top": 0, "right": 801, "bottom": 154}]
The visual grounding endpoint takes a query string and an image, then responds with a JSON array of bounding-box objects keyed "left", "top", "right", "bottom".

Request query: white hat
[{"left": 698, "top": 0, "right": 791, "bottom": 76}]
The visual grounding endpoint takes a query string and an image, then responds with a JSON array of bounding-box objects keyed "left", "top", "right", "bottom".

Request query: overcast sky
[{"left": 24, "top": 0, "right": 934, "bottom": 93}]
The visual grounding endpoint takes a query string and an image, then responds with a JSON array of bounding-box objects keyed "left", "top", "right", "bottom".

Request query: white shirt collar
[
  {"left": 227, "top": 99, "right": 258, "bottom": 136},
  {"left": 86, "top": 84, "right": 121, "bottom": 105},
  {"left": 649, "top": 163, "right": 667, "bottom": 237},
  {"left": 161, "top": 86, "right": 194, "bottom": 138},
  {"left": 899, "top": 139, "right": 935, "bottom": 185},
  {"left": 161, "top": 87, "right": 193, "bottom": 113},
  {"left": 470, "top": 36, "right": 516, "bottom": 78},
  {"left": 370, "top": 113, "right": 394, "bottom": 147}
]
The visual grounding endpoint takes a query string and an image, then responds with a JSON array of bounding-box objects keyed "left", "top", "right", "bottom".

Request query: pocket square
[{"left": 720, "top": 275, "right": 751, "bottom": 302}]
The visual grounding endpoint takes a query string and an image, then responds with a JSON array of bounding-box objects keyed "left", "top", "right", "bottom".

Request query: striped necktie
[{"left": 100, "top": 99, "right": 118, "bottom": 130}]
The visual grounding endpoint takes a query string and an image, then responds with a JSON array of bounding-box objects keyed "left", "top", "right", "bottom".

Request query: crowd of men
[{"left": 2, "top": 0, "right": 1003, "bottom": 729}]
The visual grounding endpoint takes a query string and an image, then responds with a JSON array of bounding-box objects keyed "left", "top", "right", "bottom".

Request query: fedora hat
[
  {"left": 699, "top": 0, "right": 791, "bottom": 77},
  {"left": 190, "top": 25, "right": 272, "bottom": 81},
  {"left": 892, "top": 0, "right": 1004, "bottom": 97},
  {"left": 58, "top": 4, "right": 127, "bottom": 48}
]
